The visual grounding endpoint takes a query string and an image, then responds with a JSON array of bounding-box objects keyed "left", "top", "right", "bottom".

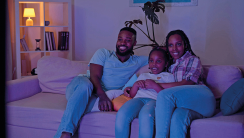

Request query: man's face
[{"left": 116, "top": 30, "right": 137, "bottom": 56}]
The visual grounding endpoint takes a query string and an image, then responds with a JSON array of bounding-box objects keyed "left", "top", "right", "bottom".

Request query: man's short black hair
[{"left": 120, "top": 27, "right": 137, "bottom": 37}]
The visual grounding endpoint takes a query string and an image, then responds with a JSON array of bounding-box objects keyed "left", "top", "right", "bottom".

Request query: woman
[{"left": 155, "top": 30, "right": 216, "bottom": 138}]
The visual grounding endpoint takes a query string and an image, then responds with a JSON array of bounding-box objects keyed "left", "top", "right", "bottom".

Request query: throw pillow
[
  {"left": 112, "top": 94, "right": 132, "bottom": 111},
  {"left": 122, "top": 74, "right": 138, "bottom": 91},
  {"left": 204, "top": 65, "right": 243, "bottom": 98},
  {"left": 37, "top": 56, "right": 89, "bottom": 95},
  {"left": 220, "top": 78, "right": 244, "bottom": 116}
]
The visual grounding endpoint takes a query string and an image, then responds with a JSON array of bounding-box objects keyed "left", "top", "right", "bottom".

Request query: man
[{"left": 54, "top": 27, "right": 148, "bottom": 138}]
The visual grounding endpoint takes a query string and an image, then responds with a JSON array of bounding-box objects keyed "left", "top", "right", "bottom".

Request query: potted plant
[{"left": 125, "top": 0, "right": 166, "bottom": 50}]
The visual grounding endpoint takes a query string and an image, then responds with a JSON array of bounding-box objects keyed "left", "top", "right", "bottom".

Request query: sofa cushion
[
  {"left": 220, "top": 78, "right": 244, "bottom": 116},
  {"left": 6, "top": 92, "right": 66, "bottom": 130},
  {"left": 190, "top": 111, "right": 244, "bottom": 138},
  {"left": 37, "top": 56, "right": 89, "bottom": 94},
  {"left": 204, "top": 65, "right": 243, "bottom": 98}
]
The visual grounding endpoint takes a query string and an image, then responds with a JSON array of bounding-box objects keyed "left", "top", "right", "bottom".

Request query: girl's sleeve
[{"left": 183, "top": 57, "right": 203, "bottom": 84}]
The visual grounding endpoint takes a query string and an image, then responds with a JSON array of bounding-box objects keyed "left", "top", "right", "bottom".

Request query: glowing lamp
[{"left": 23, "top": 8, "right": 35, "bottom": 26}]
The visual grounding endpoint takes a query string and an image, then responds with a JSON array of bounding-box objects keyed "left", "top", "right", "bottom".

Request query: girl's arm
[{"left": 129, "top": 80, "right": 145, "bottom": 98}]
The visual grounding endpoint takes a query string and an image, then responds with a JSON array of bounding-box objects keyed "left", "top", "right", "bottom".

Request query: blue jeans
[
  {"left": 155, "top": 85, "right": 216, "bottom": 138},
  {"left": 115, "top": 98, "right": 156, "bottom": 138},
  {"left": 54, "top": 76, "right": 95, "bottom": 138}
]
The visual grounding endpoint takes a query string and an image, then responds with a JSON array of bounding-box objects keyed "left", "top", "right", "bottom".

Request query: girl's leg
[
  {"left": 155, "top": 85, "right": 216, "bottom": 138},
  {"left": 170, "top": 108, "right": 203, "bottom": 138},
  {"left": 115, "top": 98, "right": 145, "bottom": 138},
  {"left": 54, "top": 76, "right": 93, "bottom": 138},
  {"left": 138, "top": 99, "right": 156, "bottom": 138}
]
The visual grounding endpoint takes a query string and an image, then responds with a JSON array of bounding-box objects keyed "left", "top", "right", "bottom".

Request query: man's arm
[{"left": 90, "top": 63, "right": 112, "bottom": 111}]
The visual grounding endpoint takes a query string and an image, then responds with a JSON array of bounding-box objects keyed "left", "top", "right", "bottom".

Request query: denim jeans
[
  {"left": 115, "top": 98, "right": 156, "bottom": 138},
  {"left": 54, "top": 76, "right": 94, "bottom": 138},
  {"left": 155, "top": 85, "right": 216, "bottom": 138}
]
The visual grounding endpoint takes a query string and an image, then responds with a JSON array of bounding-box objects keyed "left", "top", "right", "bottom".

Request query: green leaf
[{"left": 142, "top": 5, "right": 159, "bottom": 24}]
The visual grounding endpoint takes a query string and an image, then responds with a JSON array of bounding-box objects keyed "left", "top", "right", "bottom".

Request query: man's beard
[{"left": 116, "top": 45, "right": 134, "bottom": 56}]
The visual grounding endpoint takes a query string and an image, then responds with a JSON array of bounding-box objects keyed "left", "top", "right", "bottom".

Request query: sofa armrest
[{"left": 6, "top": 75, "right": 42, "bottom": 103}]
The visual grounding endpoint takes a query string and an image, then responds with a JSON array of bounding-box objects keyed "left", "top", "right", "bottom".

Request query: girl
[
  {"left": 155, "top": 30, "right": 216, "bottom": 138},
  {"left": 115, "top": 48, "right": 175, "bottom": 138}
]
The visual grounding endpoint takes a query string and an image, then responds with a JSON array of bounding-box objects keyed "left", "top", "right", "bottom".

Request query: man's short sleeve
[
  {"left": 89, "top": 48, "right": 110, "bottom": 66},
  {"left": 138, "top": 56, "right": 148, "bottom": 67}
]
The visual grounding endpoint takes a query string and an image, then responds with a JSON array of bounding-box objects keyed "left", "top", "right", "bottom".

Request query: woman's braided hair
[{"left": 165, "top": 30, "right": 198, "bottom": 69}]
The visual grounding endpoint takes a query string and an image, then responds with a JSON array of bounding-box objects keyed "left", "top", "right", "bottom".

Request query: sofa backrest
[{"left": 135, "top": 64, "right": 244, "bottom": 99}]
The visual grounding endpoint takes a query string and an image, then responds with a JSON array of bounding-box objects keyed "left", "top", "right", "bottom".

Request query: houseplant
[{"left": 125, "top": 0, "right": 166, "bottom": 50}]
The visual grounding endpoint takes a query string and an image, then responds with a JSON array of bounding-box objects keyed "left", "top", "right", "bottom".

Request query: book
[
  {"left": 62, "top": 32, "right": 66, "bottom": 50},
  {"left": 65, "top": 32, "right": 69, "bottom": 50},
  {"left": 50, "top": 32, "right": 56, "bottom": 50},
  {"left": 20, "top": 39, "right": 26, "bottom": 51},
  {"left": 20, "top": 38, "right": 29, "bottom": 51},
  {"left": 45, "top": 32, "right": 50, "bottom": 51},
  {"left": 48, "top": 32, "right": 53, "bottom": 51},
  {"left": 58, "top": 32, "right": 62, "bottom": 50},
  {"left": 58, "top": 31, "right": 67, "bottom": 50}
]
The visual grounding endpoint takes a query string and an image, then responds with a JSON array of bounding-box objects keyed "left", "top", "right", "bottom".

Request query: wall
[{"left": 73, "top": 0, "right": 244, "bottom": 65}]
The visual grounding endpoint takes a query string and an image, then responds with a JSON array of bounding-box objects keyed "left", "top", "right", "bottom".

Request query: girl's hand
[
  {"left": 134, "top": 80, "right": 146, "bottom": 89},
  {"left": 123, "top": 87, "right": 131, "bottom": 97},
  {"left": 145, "top": 79, "right": 163, "bottom": 92}
]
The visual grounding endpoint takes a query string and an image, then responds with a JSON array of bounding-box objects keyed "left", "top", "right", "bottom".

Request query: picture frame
[{"left": 130, "top": 0, "right": 198, "bottom": 7}]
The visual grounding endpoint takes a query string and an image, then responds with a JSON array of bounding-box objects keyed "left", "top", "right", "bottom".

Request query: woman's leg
[
  {"left": 170, "top": 108, "right": 203, "bottom": 138},
  {"left": 54, "top": 76, "right": 93, "bottom": 138},
  {"left": 115, "top": 98, "right": 145, "bottom": 138},
  {"left": 138, "top": 99, "right": 156, "bottom": 138},
  {"left": 155, "top": 85, "right": 216, "bottom": 138}
]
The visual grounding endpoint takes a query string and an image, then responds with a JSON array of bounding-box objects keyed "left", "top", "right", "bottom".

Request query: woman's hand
[
  {"left": 145, "top": 79, "right": 163, "bottom": 92},
  {"left": 98, "top": 93, "right": 112, "bottom": 111},
  {"left": 123, "top": 87, "right": 131, "bottom": 97}
]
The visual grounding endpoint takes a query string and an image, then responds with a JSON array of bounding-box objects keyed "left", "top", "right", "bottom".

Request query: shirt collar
[{"left": 174, "top": 51, "right": 192, "bottom": 63}]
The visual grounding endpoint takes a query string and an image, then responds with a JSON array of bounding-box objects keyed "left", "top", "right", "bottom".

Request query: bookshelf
[{"left": 14, "top": 0, "right": 72, "bottom": 79}]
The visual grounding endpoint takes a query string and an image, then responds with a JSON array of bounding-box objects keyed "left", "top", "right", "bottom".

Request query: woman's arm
[
  {"left": 90, "top": 63, "right": 112, "bottom": 111},
  {"left": 158, "top": 79, "right": 195, "bottom": 89}
]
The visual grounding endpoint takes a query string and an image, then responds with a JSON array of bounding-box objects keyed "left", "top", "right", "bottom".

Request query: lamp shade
[{"left": 23, "top": 8, "right": 35, "bottom": 17}]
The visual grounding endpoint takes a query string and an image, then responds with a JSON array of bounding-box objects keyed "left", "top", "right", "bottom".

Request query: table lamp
[{"left": 23, "top": 8, "right": 35, "bottom": 26}]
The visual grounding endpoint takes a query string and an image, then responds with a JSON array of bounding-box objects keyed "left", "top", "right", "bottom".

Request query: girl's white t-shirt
[{"left": 134, "top": 72, "right": 175, "bottom": 100}]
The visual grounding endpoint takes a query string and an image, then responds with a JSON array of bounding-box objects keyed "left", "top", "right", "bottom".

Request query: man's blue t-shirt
[{"left": 89, "top": 48, "right": 148, "bottom": 91}]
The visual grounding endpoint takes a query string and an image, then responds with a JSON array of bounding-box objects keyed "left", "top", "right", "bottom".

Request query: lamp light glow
[{"left": 23, "top": 8, "right": 35, "bottom": 26}]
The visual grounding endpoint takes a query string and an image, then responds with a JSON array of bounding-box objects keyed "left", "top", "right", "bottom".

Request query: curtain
[{"left": 6, "top": 0, "right": 16, "bottom": 80}]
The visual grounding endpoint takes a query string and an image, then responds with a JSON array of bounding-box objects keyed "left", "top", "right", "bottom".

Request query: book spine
[
  {"left": 65, "top": 32, "right": 69, "bottom": 50},
  {"left": 50, "top": 32, "right": 56, "bottom": 50},
  {"left": 58, "top": 32, "right": 62, "bottom": 50},
  {"left": 45, "top": 32, "right": 50, "bottom": 51},
  {"left": 20, "top": 39, "right": 26, "bottom": 51},
  {"left": 48, "top": 32, "right": 53, "bottom": 51},
  {"left": 22, "top": 39, "right": 29, "bottom": 51},
  {"left": 62, "top": 32, "right": 66, "bottom": 50}
]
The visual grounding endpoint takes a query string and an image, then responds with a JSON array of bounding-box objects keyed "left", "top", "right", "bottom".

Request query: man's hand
[
  {"left": 98, "top": 93, "right": 112, "bottom": 111},
  {"left": 123, "top": 87, "right": 131, "bottom": 97}
]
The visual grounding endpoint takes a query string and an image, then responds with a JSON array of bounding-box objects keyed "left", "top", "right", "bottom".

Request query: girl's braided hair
[{"left": 148, "top": 47, "right": 170, "bottom": 72}]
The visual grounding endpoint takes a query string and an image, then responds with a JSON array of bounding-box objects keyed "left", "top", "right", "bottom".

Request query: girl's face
[
  {"left": 149, "top": 51, "right": 167, "bottom": 74},
  {"left": 168, "top": 34, "right": 185, "bottom": 60}
]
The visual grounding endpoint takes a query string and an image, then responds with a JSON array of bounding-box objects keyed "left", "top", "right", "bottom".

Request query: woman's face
[{"left": 168, "top": 34, "right": 185, "bottom": 60}]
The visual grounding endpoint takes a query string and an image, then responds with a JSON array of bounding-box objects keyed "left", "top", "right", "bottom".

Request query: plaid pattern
[{"left": 168, "top": 51, "right": 204, "bottom": 85}]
